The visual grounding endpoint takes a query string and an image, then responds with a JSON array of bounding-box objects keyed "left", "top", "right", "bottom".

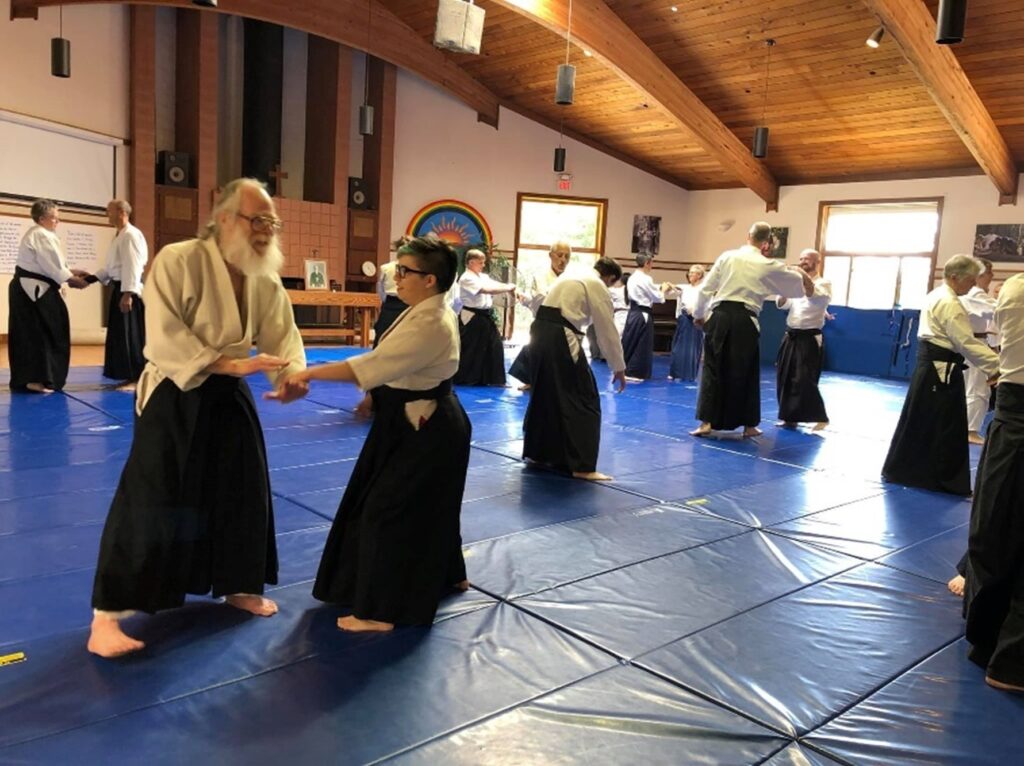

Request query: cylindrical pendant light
[
  {"left": 359, "top": 104, "right": 374, "bottom": 136},
  {"left": 752, "top": 126, "right": 769, "bottom": 159},
  {"left": 555, "top": 63, "right": 576, "bottom": 106},
  {"left": 553, "top": 147, "right": 566, "bottom": 172},
  {"left": 866, "top": 26, "right": 885, "bottom": 49},
  {"left": 360, "top": 1, "right": 375, "bottom": 136},
  {"left": 936, "top": 0, "right": 967, "bottom": 44},
  {"left": 51, "top": 6, "right": 70, "bottom": 78}
]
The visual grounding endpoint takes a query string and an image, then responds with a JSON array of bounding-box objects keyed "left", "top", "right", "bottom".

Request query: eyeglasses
[
  {"left": 396, "top": 264, "right": 430, "bottom": 278},
  {"left": 236, "top": 212, "right": 283, "bottom": 234}
]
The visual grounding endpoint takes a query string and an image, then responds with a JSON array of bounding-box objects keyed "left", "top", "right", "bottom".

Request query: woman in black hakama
[{"left": 8, "top": 269, "right": 71, "bottom": 392}]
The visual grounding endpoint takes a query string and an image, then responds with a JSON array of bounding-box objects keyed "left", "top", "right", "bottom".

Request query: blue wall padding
[{"left": 637, "top": 563, "right": 965, "bottom": 737}]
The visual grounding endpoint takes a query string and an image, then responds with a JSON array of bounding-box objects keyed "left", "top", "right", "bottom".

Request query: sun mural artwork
[{"left": 405, "top": 199, "right": 493, "bottom": 253}]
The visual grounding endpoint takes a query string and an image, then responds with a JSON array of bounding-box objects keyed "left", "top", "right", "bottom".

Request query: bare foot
[
  {"left": 968, "top": 431, "right": 985, "bottom": 446},
  {"left": 947, "top": 574, "right": 966, "bottom": 598},
  {"left": 87, "top": 616, "right": 145, "bottom": 658},
  {"left": 115, "top": 383, "right": 136, "bottom": 393},
  {"left": 572, "top": 470, "right": 614, "bottom": 481},
  {"left": 743, "top": 427, "right": 763, "bottom": 438},
  {"left": 25, "top": 383, "right": 54, "bottom": 394},
  {"left": 225, "top": 594, "right": 278, "bottom": 616},
  {"left": 690, "top": 423, "right": 712, "bottom": 437},
  {"left": 453, "top": 579, "right": 470, "bottom": 592},
  {"left": 985, "top": 676, "right": 1024, "bottom": 693},
  {"left": 337, "top": 615, "right": 394, "bottom": 633},
  {"left": 517, "top": 383, "right": 531, "bottom": 391},
  {"left": 812, "top": 421, "right": 829, "bottom": 432}
]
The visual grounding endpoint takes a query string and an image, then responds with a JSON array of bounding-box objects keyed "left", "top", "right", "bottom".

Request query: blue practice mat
[{"left": 0, "top": 350, "right": 1016, "bottom": 764}]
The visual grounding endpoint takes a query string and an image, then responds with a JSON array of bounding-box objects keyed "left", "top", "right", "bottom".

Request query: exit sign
[{"left": 557, "top": 173, "right": 573, "bottom": 191}]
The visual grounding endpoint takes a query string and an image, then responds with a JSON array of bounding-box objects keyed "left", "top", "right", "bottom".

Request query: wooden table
[{"left": 286, "top": 290, "right": 381, "bottom": 347}]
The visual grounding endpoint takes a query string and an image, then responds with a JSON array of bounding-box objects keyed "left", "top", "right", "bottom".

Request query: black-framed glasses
[
  {"left": 396, "top": 264, "right": 430, "bottom": 278},
  {"left": 236, "top": 212, "right": 283, "bottom": 234}
]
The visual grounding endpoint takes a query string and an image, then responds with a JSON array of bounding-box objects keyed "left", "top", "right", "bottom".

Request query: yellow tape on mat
[{"left": 0, "top": 652, "right": 26, "bottom": 667}]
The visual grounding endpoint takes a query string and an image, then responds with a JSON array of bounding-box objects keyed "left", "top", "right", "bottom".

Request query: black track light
[
  {"left": 936, "top": 0, "right": 967, "bottom": 45},
  {"left": 553, "top": 147, "right": 566, "bottom": 172},
  {"left": 51, "top": 37, "right": 70, "bottom": 78}
]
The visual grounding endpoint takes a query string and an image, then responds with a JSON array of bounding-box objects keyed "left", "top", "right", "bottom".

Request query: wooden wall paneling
[
  {"left": 304, "top": 35, "right": 340, "bottom": 204},
  {"left": 333, "top": 47, "right": 353, "bottom": 289},
  {"left": 129, "top": 6, "right": 157, "bottom": 250},
  {"left": 175, "top": 8, "right": 219, "bottom": 225},
  {"left": 363, "top": 57, "right": 396, "bottom": 268}
]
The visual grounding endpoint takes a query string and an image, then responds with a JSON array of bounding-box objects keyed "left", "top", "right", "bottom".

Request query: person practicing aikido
[
  {"left": 88, "top": 179, "right": 307, "bottom": 658},
  {"left": 775, "top": 248, "right": 832, "bottom": 430},
  {"left": 509, "top": 240, "right": 570, "bottom": 389},
  {"left": 373, "top": 258, "right": 407, "bottom": 348},
  {"left": 691, "top": 222, "right": 811, "bottom": 438},
  {"left": 667, "top": 264, "right": 706, "bottom": 381},
  {"left": 620, "top": 254, "right": 671, "bottom": 380},
  {"left": 882, "top": 255, "right": 998, "bottom": 496},
  {"left": 522, "top": 257, "right": 626, "bottom": 481},
  {"left": 961, "top": 273, "right": 1024, "bottom": 693},
  {"left": 453, "top": 248, "right": 515, "bottom": 386},
  {"left": 960, "top": 257, "right": 998, "bottom": 445},
  {"left": 272, "top": 236, "right": 470, "bottom": 632}
]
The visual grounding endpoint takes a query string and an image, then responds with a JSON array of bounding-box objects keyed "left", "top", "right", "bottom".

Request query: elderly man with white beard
[{"left": 87, "top": 178, "right": 307, "bottom": 658}]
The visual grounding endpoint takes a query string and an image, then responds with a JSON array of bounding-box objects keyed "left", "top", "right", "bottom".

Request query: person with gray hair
[
  {"left": 620, "top": 252, "right": 671, "bottom": 380},
  {"left": 88, "top": 178, "right": 307, "bottom": 658},
  {"left": 7, "top": 199, "right": 89, "bottom": 392},
  {"left": 691, "top": 222, "right": 812, "bottom": 437},
  {"left": 454, "top": 248, "right": 515, "bottom": 386},
  {"left": 78, "top": 199, "right": 150, "bottom": 390},
  {"left": 882, "top": 254, "right": 999, "bottom": 495},
  {"left": 959, "top": 256, "right": 998, "bottom": 444},
  {"left": 509, "top": 240, "right": 570, "bottom": 389}
]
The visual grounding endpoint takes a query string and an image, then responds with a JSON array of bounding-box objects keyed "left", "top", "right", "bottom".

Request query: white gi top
[
  {"left": 136, "top": 237, "right": 306, "bottom": 414},
  {"left": 458, "top": 270, "right": 507, "bottom": 310},
  {"left": 626, "top": 270, "right": 665, "bottom": 308},
  {"left": 917, "top": 284, "right": 998, "bottom": 375},
  {"left": 523, "top": 267, "right": 561, "bottom": 315},
  {"left": 959, "top": 285, "right": 997, "bottom": 336},
  {"left": 695, "top": 245, "right": 805, "bottom": 320},
  {"left": 95, "top": 222, "right": 148, "bottom": 296},
  {"left": 376, "top": 261, "right": 399, "bottom": 301},
  {"left": 780, "top": 277, "right": 832, "bottom": 330},
  {"left": 16, "top": 224, "right": 72, "bottom": 299},
  {"left": 995, "top": 274, "right": 1024, "bottom": 386},
  {"left": 543, "top": 265, "right": 626, "bottom": 373},
  {"left": 673, "top": 283, "right": 702, "bottom": 319}
]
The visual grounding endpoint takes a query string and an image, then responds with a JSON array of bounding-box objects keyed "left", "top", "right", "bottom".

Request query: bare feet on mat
[
  {"left": 812, "top": 421, "right": 829, "bottom": 432},
  {"left": 690, "top": 423, "right": 712, "bottom": 437},
  {"left": 572, "top": 471, "right": 613, "bottom": 481},
  {"left": 777, "top": 421, "right": 797, "bottom": 430},
  {"left": 87, "top": 616, "right": 145, "bottom": 658},
  {"left": 115, "top": 382, "right": 136, "bottom": 393},
  {"left": 947, "top": 574, "right": 966, "bottom": 598},
  {"left": 225, "top": 594, "right": 279, "bottom": 616},
  {"left": 743, "top": 427, "right": 763, "bottom": 438},
  {"left": 968, "top": 431, "right": 985, "bottom": 445},
  {"left": 985, "top": 676, "right": 1024, "bottom": 693},
  {"left": 453, "top": 579, "right": 470, "bottom": 592},
  {"left": 337, "top": 616, "right": 394, "bottom": 633},
  {"left": 518, "top": 384, "right": 531, "bottom": 391},
  {"left": 25, "top": 383, "right": 54, "bottom": 394}
]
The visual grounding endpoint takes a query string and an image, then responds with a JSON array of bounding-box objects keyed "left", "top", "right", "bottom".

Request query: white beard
[{"left": 220, "top": 231, "right": 285, "bottom": 277}]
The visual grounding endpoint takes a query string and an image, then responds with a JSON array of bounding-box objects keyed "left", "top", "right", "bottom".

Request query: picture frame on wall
[
  {"left": 304, "top": 259, "right": 328, "bottom": 290},
  {"left": 974, "top": 224, "right": 1024, "bottom": 265},
  {"left": 631, "top": 214, "right": 661, "bottom": 255},
  {"left": 769, "top": 227, "right": 789, "bottom": 259}
]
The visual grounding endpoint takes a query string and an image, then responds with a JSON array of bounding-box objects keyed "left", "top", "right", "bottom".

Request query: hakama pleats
[
  {"left": 522, "top": 306, "right": 601, "bottom": 474},
  {"left": 696, "top": 301, "right": 761, "bottom": 430},
  {"left": 669, "top": 313, "right": 703, "bottom": 381},
  {"left": 103, "top": 280, "right": 147, "bottom": 382},
  {"left": 92, "top": 375, "right": 278, "bottom": 613},
  {"left": 7, "top": 267, "right": 69, "bottom": 392},
  {"left": 882, "top": 342, "right": 971, "bottom": 496},
  {"left": 509, "top": 343, "right": 533, "bottom": 383},
  {"left": 621, "top": 303, "right": 654, "bottom": 379},
  {"left": 373, "top": 295, "right": 407, "bottom": 349},
  {"left": 776, "top": 328, "right": 828, "bottom": 423},
  {"left": 313, "top": 381, "right": 470, "bottom": 625},
  {"left": 964, "top": 382, "right": 1024, "bottom": 686},
  {"left": 454, "top": 307, "right": 506, "bottom": 386}
]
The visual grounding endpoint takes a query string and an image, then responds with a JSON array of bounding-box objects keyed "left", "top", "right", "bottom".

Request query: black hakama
[
  {"left": 509, "top": 344, "right": 533, "bottom": 383},
  {"left": 454, "top": 306, "right": 506, "bottom": 386},
  {"left": 103, "top": 280, "right": 147, "bottom": 382},
  {"left": 313, "top": 381, "right": 470, "bottom": 625},
  {"left": 776, "top": 328, "right": 829, "bottom": 423},
  {"left": 669, "top": 313, "right": 703, "bottom": 381},
  {"left": 882, "top": 342, "right": 971, "bottom": 496},
  {"left": 92, "top": 375, "right": 277, "bottom": 613},
  {"left": 7, "top": 267, "right": 70, "bottom": 392},
  {"left": 963, "top": 382, "right": 1024, "bottom": 686},
  {"left": 373, "top": 295, "right": 408, "bottom": 349},
  {"left": 522, "top": 306, "right": 601, "bottom": 473},
  {"left": 621, "top": 302, "right": 655, "bottom": 379},
  {"left": 696, "top": 301, "right": 761, "bottom": 429}
]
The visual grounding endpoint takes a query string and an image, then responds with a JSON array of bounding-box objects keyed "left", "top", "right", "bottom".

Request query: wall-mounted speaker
[
  {"left": 348, "top": 177, "right": 369, "bottom": 209},
  {"left": 158, "top": 151, "right": 191, "bottom": 187},
  {"left": 434, "top": 0, "right": 486, "bottom": 55}
]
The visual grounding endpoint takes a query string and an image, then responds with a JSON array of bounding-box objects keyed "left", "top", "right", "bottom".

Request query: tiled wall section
[{"left": 274, "top": 197, "right": 344, "bottom": 285}]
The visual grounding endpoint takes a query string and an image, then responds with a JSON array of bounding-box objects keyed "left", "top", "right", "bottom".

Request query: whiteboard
[
  {"left": 0, "top": 213, "right": 115, "bottom": 275},
  {"left": 0, "top": 118, "right": 116, "bottom": 209}
]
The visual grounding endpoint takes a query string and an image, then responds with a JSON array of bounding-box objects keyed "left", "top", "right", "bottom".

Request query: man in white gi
[
  {"left": 454, "top": 249, "right": 516, "bottom": 386},
  {"left": 960, "top": 257, "right": 998, "bottom": 444},
  {"left": 88, "top": 178, "right": 307, "bottom": 658},
  {"left": 509, "top": 240, "right": 570, "bottom": 388}
]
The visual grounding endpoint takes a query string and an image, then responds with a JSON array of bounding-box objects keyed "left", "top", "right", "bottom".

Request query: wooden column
[
  {"left": 241, "top": 19, "right": 283, "bottom": 195},
  {"left": 129, "top": 6, "right": 156, "bottom": 248},
  {"left": 333, "top": 48, "right": 353, "bottom": 278},
  {"left": 176, "top": 8, "right": 219, "bottom": 225},
  {"left": 363, "top": 56, "right": 396, "bottom": 266}
]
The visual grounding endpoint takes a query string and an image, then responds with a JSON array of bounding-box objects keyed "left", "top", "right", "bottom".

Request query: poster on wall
[
  {"left": 0, "top": 213, "right": 111, "bottom": 274},
  {"left": 770, "top": 226, "right": 789, "bottom": 259},
  {"left": 631, "top": 215, "right": 661, "bottom": 256},
  {"left": 973, "top": 224, "right": 1024, "bottom": 264},
  {"left": 405, "top": 199, "right": 493, "bottom": 252}
]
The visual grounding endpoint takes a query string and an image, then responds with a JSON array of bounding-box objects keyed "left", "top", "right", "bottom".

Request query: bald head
[{"left": 798, "top": 249, "right": 821, "bottom": 276}]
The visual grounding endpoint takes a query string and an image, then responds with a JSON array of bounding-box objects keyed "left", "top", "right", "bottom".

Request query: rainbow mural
[{"left": 405, "top": 199, "right": 493, "bottom": 251}]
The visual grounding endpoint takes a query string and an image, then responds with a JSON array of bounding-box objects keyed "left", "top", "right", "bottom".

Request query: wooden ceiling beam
[
  {"left": 489, "top": 0, "right": 780, "bottom": 209},
  {"left": 10, "top": 0, "right": 501, "bottom": 127},
  {"left": 861, "top": 0, "right": 1019, "bottom": 203}
]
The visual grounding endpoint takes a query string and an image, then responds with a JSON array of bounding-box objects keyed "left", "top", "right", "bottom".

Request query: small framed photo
[{"left": 304, "top": 259, "right": 328, "bottom": 290}]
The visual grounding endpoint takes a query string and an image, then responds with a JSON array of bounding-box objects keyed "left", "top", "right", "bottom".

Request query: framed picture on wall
[
  {"left": 631, "top": 214, "right": 661, "bottom": 255},
  {"left": 770, "top": 226, "right": 789, "bottom": 259},
  {"left": 974, "top": 224, "right": 1024, "bottom": 265},
  {"left": 304, "top": 259, "right": 328, "bottom": 290}
]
